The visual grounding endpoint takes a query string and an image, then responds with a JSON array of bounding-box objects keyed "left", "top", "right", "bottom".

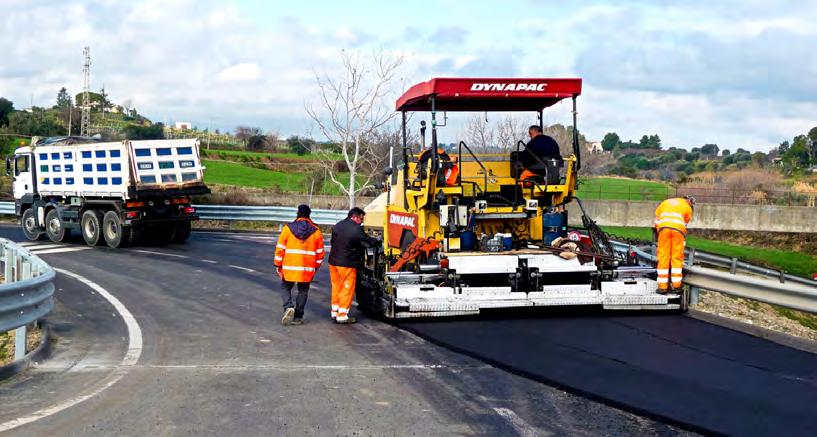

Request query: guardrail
[
  {"left": 0, "top": 239, "right": 55, "bottom": 361},
  {"left": 613, "top": 241, "right": 817, "bottom": 314},
  {"left": 194, "top": 204, "right": 346, "bottom": 225}
]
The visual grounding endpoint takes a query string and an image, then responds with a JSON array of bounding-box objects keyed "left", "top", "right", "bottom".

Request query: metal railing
[
  {"left": 576, "top": 183, "right": 817, "bottom": 207},
  {"left": 613, "top": 241, "right": 817, "bottom": 314},
  {"left": 194, "top": 205, "right": 346, "bottom": 225},
  {"left": 0, "top": 239, "right": 55, "bottom": 361}
]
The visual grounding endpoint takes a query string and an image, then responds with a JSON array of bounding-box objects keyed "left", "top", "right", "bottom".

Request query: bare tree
[
  {"left": 307, "top": 51, "right": 404, "bottom": 208},
  {"left": 462, "top": 114, "right": 496, "bottom": 152},
  {"left": 495, "top": 115, "right": 529, "bottom": 151}
]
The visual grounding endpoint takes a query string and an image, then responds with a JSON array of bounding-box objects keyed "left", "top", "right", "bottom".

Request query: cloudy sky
[{"left": 1, "top": 0, "right": 815, "bottom": 151}]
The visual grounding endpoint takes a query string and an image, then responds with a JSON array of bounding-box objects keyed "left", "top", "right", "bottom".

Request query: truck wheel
[
  {"left": 172, "top": 221, "right": 192, "bottom": 243},
  {"left": 21, "top": 209, "right": 43, "bottom": 241},
  {"left": 103, "top": 211, "right": 132, "bottom": 248},
  {"left": 45, "top": 209, "right": 67, "bottom": 243},
  {"left": 81, "top": 210, "right": 105, "bottom": 246}
]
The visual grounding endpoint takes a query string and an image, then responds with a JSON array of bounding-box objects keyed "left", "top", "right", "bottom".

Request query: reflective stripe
[
  {"left": 284, "top": 249, "right": 317, "bottom": 256},
  {"left": 332, "top": 305, "right": 339, "bottom": 310},
  {"left": 316, "top": 248, "right": 324, "bottom": 254},
  {"left": 655, "top": 218, "right": 687, "bottom": 226},
  {"left": 276, "top": 244, "right": 286, "bottom": 249},
  {"left": 336, "top": 315, "right": 349, "bottom": 322},
  {"left": 274, "top": 256, "right": 283, "bottom": 261},
  {"left": 656, "top": 269, "right": 670, "bottom": 274},
  {"left": 657, "top": 277, "right": 669, "bottom": 283},
  {"left": 659, "top": 212, "right": 684, "bottom": 219},
  {"left": 331, "top": 311, "right": 338, "bottom": 318},
  {"left": 671, "top": 268, "right": 684, "bottom": 274},
  {"left": 316, "top": 260, "right": 323, "bottom": 264},
  {"left": 282, "top": 266, "right": 316, "bottom": 272},
  {"left": 338, "top": 307, "right": 349, "bottom": 314}
]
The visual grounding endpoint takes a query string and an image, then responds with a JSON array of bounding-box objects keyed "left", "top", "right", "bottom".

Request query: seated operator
[
  {"left": 417, "top": 147, "right": 459, "bottom": 186},
  {"left": 519, "top": 125, "right": 563, "bottom": 182}
]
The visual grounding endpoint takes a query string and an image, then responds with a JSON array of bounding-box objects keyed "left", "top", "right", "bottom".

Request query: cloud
[{"left": 216, "top": 63, "right": 261, "bottom": 83}]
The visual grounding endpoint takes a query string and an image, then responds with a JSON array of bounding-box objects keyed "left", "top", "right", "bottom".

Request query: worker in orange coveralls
[
  {"left": 275, "top": 204, "right": 325, "bottom": 326},
  {"left": 328, "top": 207, "right": 378, "bottom": 324},
  {"left": 654, "top": 196, "right": 695, "bottom": 293}
]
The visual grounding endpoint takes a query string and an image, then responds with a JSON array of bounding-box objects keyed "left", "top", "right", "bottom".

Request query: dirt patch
[
  {"left": 693, "top": 290, "right": 817, "bottom": 342},
  {"left": 0, "top": 324, "right": 43, "bottom": 366}
]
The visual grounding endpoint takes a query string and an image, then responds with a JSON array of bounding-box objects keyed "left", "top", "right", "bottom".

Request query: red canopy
[{"left": 395, "top": 77, "right": 582, "bottom": 112}]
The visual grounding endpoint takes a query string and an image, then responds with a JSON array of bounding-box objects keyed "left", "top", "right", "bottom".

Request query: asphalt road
[{"left": 0, "top": 226, "right": 690, "bottom": 436}]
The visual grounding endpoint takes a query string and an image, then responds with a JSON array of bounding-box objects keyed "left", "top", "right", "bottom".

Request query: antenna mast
[{"left": 80, "top": 46, "right": 91, "bottom": 137}]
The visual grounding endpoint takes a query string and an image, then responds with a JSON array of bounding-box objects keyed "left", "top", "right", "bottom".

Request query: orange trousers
[
  {"left": 657, "top": 229, "right": 685, "bottom": 290},
  {"left": 329, "top": 265, "right": 357, "bottom": 321}
]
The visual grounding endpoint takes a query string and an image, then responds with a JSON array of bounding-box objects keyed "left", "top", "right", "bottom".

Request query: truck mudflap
[{"left": 380, "top": 278, "right": 684, "bottom": 318}]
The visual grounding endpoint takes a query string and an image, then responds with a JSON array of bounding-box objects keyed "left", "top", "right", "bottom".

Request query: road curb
[
  {"left": 687, "top": 308, "right": 817, "bottom": 355},
  {"left": 0, "top": 322, "right": 52, "bottom": 381}
]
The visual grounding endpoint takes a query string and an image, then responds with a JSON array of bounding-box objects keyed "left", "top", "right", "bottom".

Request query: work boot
[
  {"left": 656, "top": 288, "right": 669, "bottom": 295},
  {"left": 281, "top": 307, "right": 295, "bottom": 326},
  {"left": 335, "top": 317, "right": 357, "bottom": 325},
  {"left": 290, "top": 318, "right": 304, "bottom": 326}
]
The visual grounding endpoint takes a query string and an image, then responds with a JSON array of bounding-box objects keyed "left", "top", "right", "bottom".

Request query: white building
[{"left": 174, "top": 121, "right": 192, "bottom": 130}]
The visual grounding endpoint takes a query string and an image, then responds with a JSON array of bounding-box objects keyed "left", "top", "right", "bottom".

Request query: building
[
  {"left": 174, "top": 121, "right": 192, "bottom": 130},
  {"left": 588, "top": 141, "right": 604, "bottom": 153}
]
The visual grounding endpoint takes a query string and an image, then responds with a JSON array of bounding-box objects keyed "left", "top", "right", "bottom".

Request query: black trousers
[{"left": 281, "top": 281, "right": 310, "bottom": 318}]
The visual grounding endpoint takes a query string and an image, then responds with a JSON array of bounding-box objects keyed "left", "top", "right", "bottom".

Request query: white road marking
[
  {"left": 18, "top": 243, "right": 64, "bottom": 250},
  {"left": 228, "top": 264, "right": 256, "bottom": 273},
  {"left": 0, "top": 269, "right": 143, "bottom": 433},
  {"left": 492, "top": 408, "right": 543, "bottom": 437},
  {"left": 17, "top": 241, "right": 43, "bottom": 247},
  {"left": 135, "top": 249, "right": 188, "bottom": 259},
  {"left": 201, "top": 259, "right": 217, "bottom": 264},
  {"left": 30, "top": 247, "right": 91, "bottom": 255}
]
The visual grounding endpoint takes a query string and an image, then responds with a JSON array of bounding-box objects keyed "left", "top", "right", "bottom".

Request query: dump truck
[
  {"left": 7, "top": 136, "right": 209, "bottom": 248},
  {"left": 359, "top": 77, "right": 687, "bottom": 318}
]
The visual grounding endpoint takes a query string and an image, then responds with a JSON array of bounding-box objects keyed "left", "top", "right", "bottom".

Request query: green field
[
  {"left": 202, "top": 159, "right": 358, "bottom": 195},
  {"left": 603, "top": 226, "right": 817, "bottom": 278},
  {"left": 577, "top": 177, "right": 672, "bottom": 201}
]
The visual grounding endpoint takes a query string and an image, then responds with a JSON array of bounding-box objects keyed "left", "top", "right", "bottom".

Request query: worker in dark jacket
[
  {"left": 519, "top": 125, "right": 562, "bottom": 181},
  {"left": 328, "top": 207, "right": 377, "bottom": 324}
]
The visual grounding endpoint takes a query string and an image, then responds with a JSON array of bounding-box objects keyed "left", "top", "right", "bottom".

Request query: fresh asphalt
[{"left": 0, "top": 226, "right": 690, "bottom": 436}]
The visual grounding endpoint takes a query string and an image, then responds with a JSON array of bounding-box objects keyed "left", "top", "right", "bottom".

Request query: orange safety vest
[
  {"left": 274, "top": 218, "right": 325, "bottom": 283},
  {"left": 654, "top": 198, "right": 693, "bottom": 234}
]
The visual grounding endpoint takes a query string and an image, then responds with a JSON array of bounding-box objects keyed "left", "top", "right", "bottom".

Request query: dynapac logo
[
  {"left": 389, "top": 213, "right": 416, "bottom": 228},
  {"left": 470, "top": 83, "right": 547, "bottom": 92}
]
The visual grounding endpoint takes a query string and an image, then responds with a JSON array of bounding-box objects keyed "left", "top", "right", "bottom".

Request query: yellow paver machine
[{"left": 360, "top": 77, "right": 687, "bottom": 317}]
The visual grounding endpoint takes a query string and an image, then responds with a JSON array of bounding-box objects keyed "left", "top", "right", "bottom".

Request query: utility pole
[
  {"left": 80, "top": 46, "right": 91, "bottom": 137},
  {"left": 68, "top": 100, "right": 72, "bottom": 136}
]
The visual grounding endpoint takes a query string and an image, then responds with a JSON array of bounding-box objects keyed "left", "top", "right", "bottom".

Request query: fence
[{"left": 0, "top": 239, "right": 55, "bottom": 361}]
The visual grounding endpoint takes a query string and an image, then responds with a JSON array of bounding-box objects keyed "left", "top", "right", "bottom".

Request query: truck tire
[
  {"left": 103, "top": 211, "right": 132, "bottom": 248},
  {"left": 21, "top": 208, "right": 43, "bottom": 241},
  {"left": 172, "top": 221, "right": 192, "bottom": 243},
  {"left": 81, "top": 210, "right": 105, "bottom": 246},
  {"left": 45, "top": 209, "right": 67, "bottom": 243}
]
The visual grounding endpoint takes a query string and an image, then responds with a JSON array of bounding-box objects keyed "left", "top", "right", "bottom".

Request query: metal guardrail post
[
  {"left": 729, "top": 258, "right": 737, "bottom": 275},
  {"left": 687, "top": 249, "right": 699, "bottom": 305}
]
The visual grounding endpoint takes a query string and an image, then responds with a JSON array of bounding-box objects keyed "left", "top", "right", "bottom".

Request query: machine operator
[{"left": 519, "top": 125, "right": 562, "bottom": 182}]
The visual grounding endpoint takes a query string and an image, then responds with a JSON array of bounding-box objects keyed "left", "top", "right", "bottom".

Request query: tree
[
  {"left": 784, "top": 135, "right": 811, "bottom": 168},
  {"left": 56, "top": 87, "right": 71, "bottom": 108},
  {"left": 124, "top": 123, "right": 165, "bottom": 140},
  {"left": 463, "top": 114, "right": 496, "bottom": 151},
  {"left": 721, "top": 149, "right": 730, "bottom": 156},
  {"left": 0, "top": 97, "right": 13, "bottom": 127},
  {"left": 700, "top": 144, "right": 719, "bottom": 156},
  {"left": 246, "top": 135, "right": 266, "bottom": 151},
  {"left": 287, "top": 136, "right": 314, "bottom": 155},
  {"left": 601, "top": 132, "right": 620, "bottom": 151},
  {"left": 307, "top": 50, "right": 404, "bottom": 208},
  {"left": 234, "top": 126, "right": 262, "bottom": 144},
  {"left": 752, "top": 152, "right": 766, "bottom": 167}
]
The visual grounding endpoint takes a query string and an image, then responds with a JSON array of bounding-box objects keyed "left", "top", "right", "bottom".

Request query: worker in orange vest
[
  {"left": 328, "top": 207, "right": 378, "bottom": 324},
  {"left": 275, "top": 204, "right": 325, "bottom": 325},
  {"left": 654, "top": 196, "right": 695, "bottom": 293}
]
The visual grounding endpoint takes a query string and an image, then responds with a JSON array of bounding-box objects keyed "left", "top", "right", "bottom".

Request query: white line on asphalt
[
  {"left": 18, "top": 243, "right": 64, "bottom": 250},
  {"left": 0, "top": 269, "right": 144, "bottom": 433},
  {"left": 228, "top": 264, "right": 256, "bottom": 273},
  {"left": 17, "top": 241, "right": 44, "bottom": 247},
  {"left": 30, "top": 247, "right": 92, "bottom": 255},
  {"left": 135, "top": 249, "right": 188, "bottom": 259},
  {"left": 492, "top": 408, "right": 542, "bottom": 437},
  {"left": 201, "top": 259, "right": 217, "bottom": 264},
  {"left": 34, "top": 363, "right": 491, "bottom": 371}
]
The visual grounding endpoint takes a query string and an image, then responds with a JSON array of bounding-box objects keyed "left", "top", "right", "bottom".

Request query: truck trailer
[
  {"left": 359, "top": 77, "right": 688, "bottom": 318},
  {"left": 8, "top": 136, "right": 209, "bottom": 248}
]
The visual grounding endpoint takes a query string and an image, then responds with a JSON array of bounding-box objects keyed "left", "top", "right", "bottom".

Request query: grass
[
  {"left": 202, "top": 159, "right": 360, "bottom": 195},
  {"left": 775, "top": 307, "right": 817, "bottom": 330},
  {"left": 577, "top": 177, "right": 671, "bottom": 201},
  {"left": 603, "top": 226, "right": 817, "bottom": 278}
]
